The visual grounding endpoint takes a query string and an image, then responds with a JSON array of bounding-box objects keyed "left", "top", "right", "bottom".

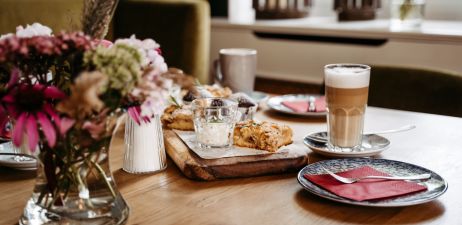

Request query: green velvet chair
[
  {"left": 114, "top": 0, "right": 211, "bottom": 83},
  {"left": 369, "top": 65, "right": 462, "bottom": 117},
  {"left": 0, "top": 0, "right": 211, "bottom": 83},
  {"left": 0, "top": 0, "right": 83, "bottom": 34}
]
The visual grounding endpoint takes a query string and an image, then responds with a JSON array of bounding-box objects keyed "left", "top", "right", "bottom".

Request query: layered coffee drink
[{"left": 324, "top": 64, "right": 370, "bottom": 151}]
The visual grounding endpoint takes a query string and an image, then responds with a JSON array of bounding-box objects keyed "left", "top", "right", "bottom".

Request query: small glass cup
[
  {"left": 237, "top": 105, "right": 257, "bottom": 121},
  {"left": 324, "top": 64, "right": 370, "bottom": 152},
  {"left": 191, "top": 98, "right": 238, "bottom": 149}
]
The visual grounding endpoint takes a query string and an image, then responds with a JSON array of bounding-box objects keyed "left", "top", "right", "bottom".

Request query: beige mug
[{"left": 214, "top": 48, "right": 257, "bottom": 93}]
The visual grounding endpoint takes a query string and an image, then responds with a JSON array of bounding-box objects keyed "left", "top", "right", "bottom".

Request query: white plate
[
  {"left": 248, "top": 91, "right": 269, "bottom": 105},
  {"left": 303, "top": 132, "right": 390, "bottom": 158},
  {"left": 267, "top": 94, "right": 326, "bottom": 117},
  {"left": 0, "top": 142, "right": 36, "bottom": 170}
]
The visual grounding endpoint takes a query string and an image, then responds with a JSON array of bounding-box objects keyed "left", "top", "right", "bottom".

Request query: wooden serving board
[{"left": 164, "top": 129, "right": 308, "bottom": 181}]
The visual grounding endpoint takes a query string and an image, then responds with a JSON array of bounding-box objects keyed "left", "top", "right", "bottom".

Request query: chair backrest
[
  {"left": 0, "top": 0, "right": 83, "bottom": 34},
  {"left": 369, "top": 65, "right": 462, "bottom": 117},
  {"left": 114, "top": 0, "right": 211, "bottom": 84}
]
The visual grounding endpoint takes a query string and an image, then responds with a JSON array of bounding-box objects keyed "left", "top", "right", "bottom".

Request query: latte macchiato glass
[{"left": 324, "top": 64, "right": 370, "bottom": 152}]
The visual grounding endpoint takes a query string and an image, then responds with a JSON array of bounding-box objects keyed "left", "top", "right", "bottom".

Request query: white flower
[
  {"left": 16, "top": 23, "right": 52, "bottom": 38},
  {"left": 0, "top": 33, "right": 13, "bottom": 41},
  {"left": 115, "top": 35, "right": 167, "bottom": 74}
]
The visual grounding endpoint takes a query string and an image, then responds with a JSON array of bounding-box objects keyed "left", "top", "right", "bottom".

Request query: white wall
[{"left": 310, "top": 0, "right": 462, "bottom": 21}]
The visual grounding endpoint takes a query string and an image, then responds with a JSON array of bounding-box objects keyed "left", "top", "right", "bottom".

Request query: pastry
[
  {"left": 182, "top": 84, "right": 233, "bottom": 103},
  {"left": 161, "top": 105, "right": 194, "bottom": 131},
  {"left": 233, "top": 120, "right": 293, "bottom": 152},
  {"left": 161, "top": 67, "right": 195, "bottom": 91},
  {"left": 204, "top": 84, "right": 232, "bottom": 98}
]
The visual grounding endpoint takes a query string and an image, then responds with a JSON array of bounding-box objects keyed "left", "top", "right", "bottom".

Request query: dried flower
[{"left": 57, "top": 71, "right": 108, "bottom": 119}]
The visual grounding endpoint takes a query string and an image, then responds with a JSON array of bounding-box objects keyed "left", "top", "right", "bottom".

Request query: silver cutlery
[
  {"left": 308, "top": 96, "right": 316, "bottom": 112},
  {"left": 308, "top": 125, "right": 416, "bottom": 143},
  {"left": 320, "top": 166, "right": 431, "bottom": 184}
]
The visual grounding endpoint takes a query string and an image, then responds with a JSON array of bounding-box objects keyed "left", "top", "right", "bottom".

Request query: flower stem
[{"left": 88, "top": 159, "right": 116, "bottom": 198}]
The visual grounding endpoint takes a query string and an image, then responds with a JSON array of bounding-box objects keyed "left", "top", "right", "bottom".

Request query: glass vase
[
  {"left": 123, "top": 115, "right": 167, "bottom": 174},
  {"left": 390, "top": 0, "right": 426, "bottom": 31},
  {"left": 19, "top": 114, "right": 129, "bottom": 225}
]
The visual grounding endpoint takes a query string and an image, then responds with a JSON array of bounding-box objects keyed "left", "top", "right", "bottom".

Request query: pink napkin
[
  {"left": 282, "top": 96, "right": 326, "bottom": 113},
  {"left": 304, "top": 166, "right": 427, "bottom": 201}
]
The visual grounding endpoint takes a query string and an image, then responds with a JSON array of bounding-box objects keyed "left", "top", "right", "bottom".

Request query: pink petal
[
  {"left": 98, "top": 39, "right": 113, "bottom": 48},
  {"left": 43, "top": 86, "right": 66, "bottom": 99},
  {"left": 12, "top": 113, "right": 27, "bottom": 147},
  {"left": 7, "top": 68, "right": 19, "bottom": 88},
  {"left": 5, "top": 105, "right": 19, "bottom": 118},
  {"left": 142, "top": 116, "right": 151, "bottom": 124},
  {"left": 37, "top": 112, "right": 56, "bottom": 147},
  {"left": 58, "top": 117, "right": 75, "bottom": 136},
  {"left": 26, "top": 114, "right": 39, "bottom": 152},
  {"left": 44, "top": 104, "right": 61, "bottom": 126},
  {"left": 128, "top": 107, "right": 141, "bottom": 125},
  {"left": 2, "top": 94, "right": 15, "bottom": 103}
]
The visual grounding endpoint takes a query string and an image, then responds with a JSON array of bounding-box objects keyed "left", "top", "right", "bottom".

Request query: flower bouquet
[{"left": 0, "top": 23, "right": 170, "bottom": 224}]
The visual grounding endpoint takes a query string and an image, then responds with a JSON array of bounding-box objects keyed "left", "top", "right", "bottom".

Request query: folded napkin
[
  {"left": 281, "top": 96, "right": 326, "bottom": 113},
  {"left": 304, "top": 166, "right": 427, "bottom": 201}
]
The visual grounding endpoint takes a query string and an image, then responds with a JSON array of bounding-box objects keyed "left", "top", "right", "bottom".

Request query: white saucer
[{"left": 303, "top": 132, "right": 390, "bottom": 158}]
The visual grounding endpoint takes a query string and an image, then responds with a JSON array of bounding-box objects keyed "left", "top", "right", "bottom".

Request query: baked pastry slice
[
  {"left": 233, "top": 120, "right": 293, "bottom": 152},
  {"left": 161, "top": 105, "right": 194, "bottom": 131}
]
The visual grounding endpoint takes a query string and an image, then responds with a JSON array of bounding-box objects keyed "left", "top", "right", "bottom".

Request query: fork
[
  {"left": 308, "top": 96, "right": 316, "bottom": 112},
  {"left": 320, "top": 166, "right": 431, "bottom": 184}
]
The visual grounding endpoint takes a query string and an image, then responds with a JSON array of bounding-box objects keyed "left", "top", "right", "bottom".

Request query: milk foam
[{"left": 325, "top": 65, "right": 370, "bottom": 89}]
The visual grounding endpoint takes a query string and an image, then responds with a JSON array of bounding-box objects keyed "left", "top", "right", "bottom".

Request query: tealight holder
[{"left": 191, "top": 98, "right": 238, "bottom": 149}]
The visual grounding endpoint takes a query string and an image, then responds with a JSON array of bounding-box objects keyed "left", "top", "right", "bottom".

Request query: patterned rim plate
[
  {"left": 303, "top": 132, "right": 390, "bottom": 158},
  {"left": 0, "top": 142, "right": 36, "bottom": 170},
  {"left": 297, "top": 158, "right": 448, "bottom": 207},
  {"left": 267, "top": 94, "right": 326, "bottom": 117}
]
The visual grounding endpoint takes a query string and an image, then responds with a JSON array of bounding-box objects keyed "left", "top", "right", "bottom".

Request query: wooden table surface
[{"left": 1, "top": 106, "right": 461, "bottom": 225}]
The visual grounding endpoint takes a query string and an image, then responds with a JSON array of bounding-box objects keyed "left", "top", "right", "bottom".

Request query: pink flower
[
  {"left": 2, "top": 80, "right": 72, "bottom": 151},
  {"left": 128, "top": 106, "right": 151, "bottom": 125},
  {"left": 97, "top": 39, "right": 113, "bottom": 48}
]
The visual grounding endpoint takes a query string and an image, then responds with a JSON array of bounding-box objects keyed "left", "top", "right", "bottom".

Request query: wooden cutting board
[{"left": 164, "top": 129, "right": 308, "bottom": 181}]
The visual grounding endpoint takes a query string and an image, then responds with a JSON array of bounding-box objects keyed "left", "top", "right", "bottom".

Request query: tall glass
[{"left": 324, "top": 64, "right": 370, "bottom": 152}]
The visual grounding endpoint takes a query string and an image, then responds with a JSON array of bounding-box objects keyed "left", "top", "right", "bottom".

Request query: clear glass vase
[
  {"left": 123, "top": 115, "right": 167, "bottom": 174},
  {"left": 390, "top": 0, "right": 426, "bottom": 31},
  {"left": 19, "top": 115, "right": 129, "bottom": 225}
]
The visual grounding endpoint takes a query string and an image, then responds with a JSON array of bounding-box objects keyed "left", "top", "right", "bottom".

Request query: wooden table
[{"left": 1, "top": 106, "right": 461, "bottom": 225}]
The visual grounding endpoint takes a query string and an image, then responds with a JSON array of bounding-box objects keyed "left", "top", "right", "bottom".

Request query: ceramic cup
[{"left": 214, "top": 48, "right": 257, "bottom": 93}]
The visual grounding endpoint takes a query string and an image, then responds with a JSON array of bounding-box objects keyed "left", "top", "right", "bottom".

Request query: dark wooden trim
[
  {"left": 253, "top": 31, "right": 388, "bottom": 46},
  {"left": 254, "top": 76, "right": 323, "bottom": 95}
]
